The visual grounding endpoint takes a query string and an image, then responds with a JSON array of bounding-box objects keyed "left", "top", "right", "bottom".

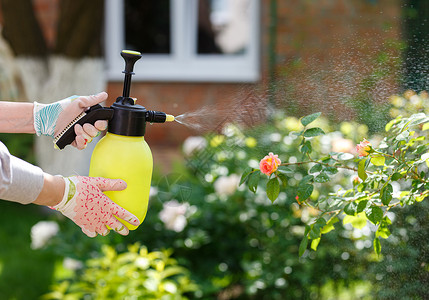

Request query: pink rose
[
  {"left": 352, "top": 176, "right": 361, "bottom": 186},
  {"left": 259, "top": 152, "right": 281, "bottom": 176},
  {"left": 356, "top": 139, "right": 372, "bottom": 157}
]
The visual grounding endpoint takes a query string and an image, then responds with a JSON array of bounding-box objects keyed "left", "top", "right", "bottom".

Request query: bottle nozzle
[
  {"left": 146, "top": 111, "right": 174, "bottom": 123},
  {"left": 165, "top": 114, "right": 175, "bottom": 122}
]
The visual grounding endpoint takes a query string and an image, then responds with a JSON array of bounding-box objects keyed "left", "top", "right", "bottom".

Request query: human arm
[
  {"left": 0, "top": 92, "right": 109, "bottom": 149},
  {"left": 0, "top": 142, "right": 138, "bottom": 236},
  {"left": 0, "top": 102, "right": 35, "bottom": 133}
]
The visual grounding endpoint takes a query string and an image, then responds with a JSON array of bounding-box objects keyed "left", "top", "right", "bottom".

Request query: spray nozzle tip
[{"left": 165, "top": 114, "right": 175, "bottom": 122}]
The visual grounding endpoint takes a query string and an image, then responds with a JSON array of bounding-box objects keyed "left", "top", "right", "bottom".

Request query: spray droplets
[{"left": 174, "top": 92, "right": 273, "bottom": 133}]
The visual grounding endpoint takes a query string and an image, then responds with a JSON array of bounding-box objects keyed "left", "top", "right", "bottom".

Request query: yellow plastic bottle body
[{"left": 89, "top": 132, "right": 153, "bottom": 230}]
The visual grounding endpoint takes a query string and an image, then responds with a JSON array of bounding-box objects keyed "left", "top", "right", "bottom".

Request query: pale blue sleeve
[{"left": 0, "top": 141, "right": 44, "bottom": 204}]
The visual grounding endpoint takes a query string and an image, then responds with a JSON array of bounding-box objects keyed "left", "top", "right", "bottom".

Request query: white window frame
[{"left": 104, "top": 0, "right": 260, "bottom": 82}]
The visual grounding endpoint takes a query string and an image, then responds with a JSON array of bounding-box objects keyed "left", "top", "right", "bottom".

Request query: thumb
[
  {"left": 89, "top": 177, "right": 127, "bottom": 192},
  {"left": 79, "top": 92, "right": 108, "bottom": 108}
]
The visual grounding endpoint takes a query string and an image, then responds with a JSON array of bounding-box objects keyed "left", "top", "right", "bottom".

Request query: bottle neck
[{"left": 106, "top": 132, "right": 145, "bottom": 140}]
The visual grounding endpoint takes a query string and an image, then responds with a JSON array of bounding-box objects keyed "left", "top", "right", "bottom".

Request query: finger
[
  {"left": 110, "top": 204, "right": 140, "bottom": 227},
  {"left": 75, "top": 124, "right": 92, "bottom": 146},
  {"left": 83, "top": 123, "right": 99, "bottom": 138},
  {"left": 90, "top": 177, "right": 127, "bottom": 192},
  {"left": 73, "top": 125, "right": 87, "bottom": 149},
  {"left": 74, "top": 135, "right": 86, "bottom": 150},
  {"left": 97, "top": 226, "right": 110, "bottom": 237},
  {"left": 107, "top": 217, "right": 130, "bottom": 236},
  {"left": 94, "top": 120, "right": 107, "bottom": 131},
  {"left": 81, "top": 227, "right": 97, "bottom": 238},
  {"left": 78, "top": 92, "right": 108, "bottom": 109}
]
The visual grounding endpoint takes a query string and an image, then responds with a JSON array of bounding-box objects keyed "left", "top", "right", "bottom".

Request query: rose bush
[{"left": 241, "top": 93, "right": 429, "bottom": 258}]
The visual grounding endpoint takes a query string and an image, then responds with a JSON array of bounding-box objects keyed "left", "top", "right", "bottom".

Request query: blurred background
[{"left": 0, "top": 0, "right": 428, "bottom": 299}]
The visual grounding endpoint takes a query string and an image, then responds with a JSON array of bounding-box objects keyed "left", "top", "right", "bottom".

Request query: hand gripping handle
[{"left": 54, "top": 104, "right": 114, "bottom": 150}]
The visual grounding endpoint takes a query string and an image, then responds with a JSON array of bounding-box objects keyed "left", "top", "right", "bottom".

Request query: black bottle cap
[{"left": 108, "top": 97, "right": 147, "bottom": 136}]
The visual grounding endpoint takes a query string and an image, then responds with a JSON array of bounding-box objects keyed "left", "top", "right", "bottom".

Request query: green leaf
[
  {"left": 381, "top": 184, "right": 393, "bottom": 206},
  {"left": 373, "top": 237, "right": 382, "bottom": 256},
  {"left": 391, "top": 172, "right": 403, "bottom": 181},
  {"left": 292, "top": 130, "right": 304, "bottom": 136},
  {"left": 303, "top": 127, "right": 325, "bottom": 138},
  {"left": 309, "top": 164, "right": 323, "bottom": 173},
  {"left": 309, "top": 227, "right": 320, "bottom": 239},
  {"left": 322, "top": 157, "right": 335, "bottom": 164},
  {"left": 311, "top": 238, "right": 321, "bottom": 251},
  {"left": 376, "top": 225, "right": 391, "bottom": 239},
  {"left": 277, "top": 173, "right": 288, "bottom": 187},
  {"left": 366, "top": 206, "right": 384, "bottom": 224},
  {"left": 301, "top": 175, "right": 314, "bottom": 184},
  {"left": 357, "top": 200, "right": 369, "bottom": 213},
  {"left": 277, "top": 166, "right": 294, "bottom": 174},
  {"left": 247, "top": 171, "right": 260, "bottom": 193},
  {"left": 299, "top": 237, "right": 308, "bottom": 257},
  {"left": 343, "top": 213, "right": 367, "bottom": 229},
  {"left": 266, "top": 178, "right": 280, "bottom": 203},
  {"left": 304, "top": 225, "right": 311, "bottom": 236},
  {"left": 315, "top": 217, "right": 327, "bottom": 228},
  {"left": 385, "top": 119, "right": 396, "bottom": 132},
  {"left": 314, "top": 172, "right": 330, "bottom": 183},
  {"left": 324, "top": 166, "right": 338, "bottom": 175},
  {"left": 297, "top": 184, "right": 313, "bottom": 200},
  {"left": 422, "top": 122, "right": 429, "bottom": 131},
  {"left": 239, "top": 167, "right": 253, "bottom": 186},
  {"left": 301, "top": 112, "right": 321, "bottom": 126},
  {"left": 358, "top": 159, "right": 368, "bottom": 181},
  {"left": 371, "top": 155, "right": 385, "bottom": 166},
  {"left": 344, "top": 202, "right": 357, "bottom": 216},
  {"left": 321, "top": 217, "right": 338, "bottom": 234},
  {"left": 301, "top": 140, "right": 312, "bottom": 154}
]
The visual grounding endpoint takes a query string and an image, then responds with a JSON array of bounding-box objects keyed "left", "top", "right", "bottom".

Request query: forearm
[
  {"left": 0, "top": 102, "right": 35, "bottom": 133},
  {"left": 0, "top": 142, "right": 44, "bottom": 204},
  {"left": 33, "top": 174, "right": 65, "bottom": 207}
]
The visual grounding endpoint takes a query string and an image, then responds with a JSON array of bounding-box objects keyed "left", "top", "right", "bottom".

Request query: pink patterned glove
[{"left": 51, "top": 176, "right": 140, "bottom": 237}]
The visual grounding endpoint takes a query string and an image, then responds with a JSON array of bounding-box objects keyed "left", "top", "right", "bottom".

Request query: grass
[{"left": 0, "top": 201, "right": 57, "bottom": 299}]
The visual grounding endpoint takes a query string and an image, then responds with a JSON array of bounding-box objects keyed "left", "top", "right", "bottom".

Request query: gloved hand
[
  {"left": 33, "top": 92, "right": 109, "bottom": 150},
  {"left": 51, "top": 176, "right": 140, "bottom": 237}
]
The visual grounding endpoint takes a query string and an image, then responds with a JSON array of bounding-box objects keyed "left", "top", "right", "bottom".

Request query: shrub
[{"left": 43, "top": 244, "right": 197, "bottom": 300}]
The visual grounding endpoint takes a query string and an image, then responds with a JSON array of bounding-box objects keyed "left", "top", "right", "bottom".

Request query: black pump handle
[{"left": 121, "top": 50, "right": 142, "bottom": 98}]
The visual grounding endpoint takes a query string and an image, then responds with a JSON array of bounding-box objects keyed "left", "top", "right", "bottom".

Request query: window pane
[
  {"left": 124, "top": 0, "right": 171, "bottom": 54},
  {"left": 197, "top": 0, "right": 251, "bottom": 55}
]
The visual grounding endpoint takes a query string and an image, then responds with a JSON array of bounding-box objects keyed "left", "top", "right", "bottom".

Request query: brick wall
[{"left": 270, "top": 0, "right": 402, "bottom": 119}]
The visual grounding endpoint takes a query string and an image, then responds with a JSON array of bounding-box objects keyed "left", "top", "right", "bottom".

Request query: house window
[{"left": 105, "top": 0, "right": 260, "bottom": 82}]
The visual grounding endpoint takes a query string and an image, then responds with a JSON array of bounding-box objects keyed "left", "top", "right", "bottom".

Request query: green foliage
[
  {"left": 369, "top": 200, "right": 429, "bottom": 299},
  {"left": 0, "top": 132, "right": 35, "bottom": 163},
  {"left": 242, "top": 92, "right": 429, "bottom": 260},
  {"left": 43, "top": 244, "right": 197, "bottom": 300},
  {"left": 0, "top": 202, "right": 56, "bottom": 299}
]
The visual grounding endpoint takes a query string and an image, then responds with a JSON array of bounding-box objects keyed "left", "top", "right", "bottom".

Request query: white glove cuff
[{"left": 52, "top": 176, "right": 77, "bottom": 213}]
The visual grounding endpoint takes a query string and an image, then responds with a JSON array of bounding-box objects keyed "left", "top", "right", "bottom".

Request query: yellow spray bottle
[{"left": 54, "top": 50, "right": 174, "bottom": 230}]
